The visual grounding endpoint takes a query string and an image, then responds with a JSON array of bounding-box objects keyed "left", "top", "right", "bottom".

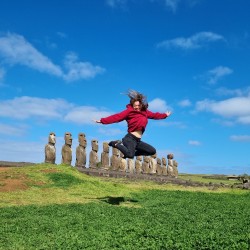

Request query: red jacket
[{"left": 100, "top": 104, "right": 168, "bottom": 134}]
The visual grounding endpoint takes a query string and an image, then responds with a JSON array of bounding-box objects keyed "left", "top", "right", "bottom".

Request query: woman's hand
[
  {"left": 166, "top": 111, "right": 172, "bottom": 117},
  {"left": 93, "top": 119, "right": 101, "bottom": 123}
]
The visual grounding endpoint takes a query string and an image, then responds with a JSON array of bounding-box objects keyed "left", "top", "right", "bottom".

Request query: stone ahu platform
[{"left": 76, "top": 167, "right": 225, "bottom": 188}]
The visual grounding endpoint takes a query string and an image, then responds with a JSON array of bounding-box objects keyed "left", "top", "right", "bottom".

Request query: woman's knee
[{"left": 149, "top": 147, "right": 156, "bottom": 155}]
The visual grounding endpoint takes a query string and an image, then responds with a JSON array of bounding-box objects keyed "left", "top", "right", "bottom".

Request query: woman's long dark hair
[{"left": 127, "top": 89, "right": 148, "bottom": 111}]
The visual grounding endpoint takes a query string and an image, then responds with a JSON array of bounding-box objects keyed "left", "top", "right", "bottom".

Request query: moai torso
[
  {"left": 135, "top": 156, "right": 142, "bottom": 174},
  {"left": 75, "top": 133, "right": 87, "bottom": 168},
  {"left": 89, "top": 139, "right": 99, "bottom": 168},
  {"left": 45, "top": 132, "right": 56, "bottom": 164},
  {"left": 156, "top": 158, "right": 162, "bottom": 175},
  {"left": 61, "top": 132, "right": 72, "bottom": 165},
  {"left": 127, "top": 158, "right": 135, "bottom": 174},
  {"left": 173, "top": 160, "right": 178, "bottom": 178},
  {"left": 162, "top": 157, "right": 168, "bottom": 176},
  {"left": 110, "top": 147, "right": 120, "bottom": 170},
  {"left": 149, "top": 153, "right": 157, "bottom": 174},
  {"left": 101, "top": 142, "right": 110, "bottom": 170},
  {"left": 167, "top": 153, "right": 175, "bottom": 177},
  {"left": 142, "top": 156, "right": 150, "bottom": 174},
  {"left": 119, "top": 152, "right": 127, "bottom": 172}
]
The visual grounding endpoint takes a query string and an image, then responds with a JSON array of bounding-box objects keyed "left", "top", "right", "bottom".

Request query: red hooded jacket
[{"left": 100, "top": 104, "right": 168, "bottom": 134}]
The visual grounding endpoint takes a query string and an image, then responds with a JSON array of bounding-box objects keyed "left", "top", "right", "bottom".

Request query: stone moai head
[
  {"left": 151, "top": 153, "right": 157, "bottom": 159},
  {"left": 103, "top": 142, "right": 109, "bottom": 153},
  {"left": 78, "top": 133, "right": 87, "bottom": 147},
  {"left": 112, "top": 147, "right": 120, "bottom": 156},
  {"left": 167, "top": 153, "right": 174, "bottom": 160},
  {"left": 64, "top": 132, "right": 72, "bottom": 146},
  {"left": 91, "top": 139, "right": 98, "bottom": 152},
  {"left": 48, "top": 132, "right": 56, "bottom": 144},
  {"left": 136, "top": 156, "right": 142, "bottom": 161},
  {"left": 162, "top": 157, "right": 167, "bottom": 165},
  {"left": 144, "top": 156, "right": 150, "bottom": 163},
  {"left": 157, "top": 158, "right": 162, "bottom": 165},
  {"left": 173, "top": 160, "right": 178, "bottom": 167}
]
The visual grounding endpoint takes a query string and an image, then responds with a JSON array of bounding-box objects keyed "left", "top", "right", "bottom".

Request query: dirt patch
[
  {"left": 0, "top": 178, "right": 29, "bottom": 192},
  {"left": 0, "top": 165, "right": 47, "bottom": 192}
]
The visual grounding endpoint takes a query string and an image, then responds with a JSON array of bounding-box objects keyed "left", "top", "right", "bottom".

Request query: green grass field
[{"left": 0, "top": 164, "right": 249, "bottom": 249}]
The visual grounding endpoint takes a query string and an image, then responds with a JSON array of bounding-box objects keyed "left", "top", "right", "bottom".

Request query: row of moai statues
[{"left": 44, "top": 132, "right": 178, "bottom": 177}]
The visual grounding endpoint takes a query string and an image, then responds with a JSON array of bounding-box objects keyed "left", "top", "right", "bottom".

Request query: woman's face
[{"left": 133, "top": 101, "right": 142, "bottom": 111}]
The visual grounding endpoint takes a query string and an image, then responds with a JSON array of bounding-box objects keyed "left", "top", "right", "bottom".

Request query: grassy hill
[{"left": 0, "top": 164, "right": 249, "bottom": 249}]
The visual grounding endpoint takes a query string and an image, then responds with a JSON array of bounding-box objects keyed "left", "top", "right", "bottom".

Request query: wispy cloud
[
  {"left": 0, "top": 33, "right": 63, "bottom": 76},
  {"left": 63, "top": 52, "right": 105, "bottom": 81},
  {"left": 178, "top": 99, "right": 191, "bottom": 107},
  {"left": 64, "top": 106, "right": 111, "bottom": 124},
  {"left": 156, "top": 31, "right": 224, "bottom": 50},
  {"left": 195, "top": 96, "right": 250, "bottom": 125},
  {"left": 188, "top": 140, "right": 201, "bottom": 146},
  {"left": 215, "top": 87, "right": 246, "bottom": 97},
  {"left": 0, "top": 96, "right": 113, "bottom": 126},
  {"left": 0, "top": 67, "right": 5, "bottom": 86},
  {"left": 106, "top": 0, "right": 127, "bottom": 8},
  {"left": 149, "top": 98, "right": 172, "bottom": 112},
  {"left": 0, "top": 123, "right": 26, "bottom": 136},
  {"left": 0, "top": 32, "right": 105, "bottom": 82},
  {"left": 230, "top": 135, "right": 250, "bottom": 142},
  {"left": 0, "top": 96, "right": 72, "bottom": 120},
  {"left": 207, "top": 66, "right": 233, "bottom": 84},
  {"left": 107, "top": 0, "right": 201, "bottom": 12},
  {"left": 163, "top": 0, "right": 180, "bottom": 12}
]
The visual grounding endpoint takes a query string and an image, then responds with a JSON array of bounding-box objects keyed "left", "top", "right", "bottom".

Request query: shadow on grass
[{"left": 98, "top": 196, "right": 138, "bottom": 205}]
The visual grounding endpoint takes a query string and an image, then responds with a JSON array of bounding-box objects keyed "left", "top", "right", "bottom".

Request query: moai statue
[
  {"left": 161, "top": 157, "right": 168, "bottom": 176},
  {"left": 167, "top": 153, "right": 175, "bottom": 177},
  {"left": 61, "top": 132, "right": 73, "bottom": 165},
  {"left": 119, "top": 152, "right": 127, "bottom": 172},
  {"left": 45, "top": 132, "right": 56, "bottom": 164},
  {"left": 156, "top": 157, "right": 162, "bottom": 175},
  {"left": 75, "top": 133, "right": 87, "bottom": 168},
  {"left": 101, "top": 142, "right": 110, "bottom": 170},
  {"left": 149, "top": 153, "right": 157, "bottom": 174},
  {"left": 89, "top": 139, "right": 99, "bottom": 168},
  {"left": 110, "top": 147, "right": 120, "bottom": 170},
  {"left": 127, "top": 158, "right": 135, "bottom": 174},
  {"left": 173, "top": 160, "right": 179, "bottom": 178},
  {"left": 142, "top": 156, "right": 150, "bottom": 174},
  {"left": 135, "top": 156, "right": 143, "bottom": 174}
]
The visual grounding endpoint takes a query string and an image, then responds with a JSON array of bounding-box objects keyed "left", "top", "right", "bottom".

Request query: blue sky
[{"left": 0, "top": 0, "right": 250, "bottom": 175}]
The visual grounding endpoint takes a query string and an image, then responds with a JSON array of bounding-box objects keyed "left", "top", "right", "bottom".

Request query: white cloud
[
  {"left": 195, "top": 96, "right": 250, "bottom": 124},
  {"left": 207, "top": 66, "right": 233, "bottom": 84},
  {"left": 0, "top": 96, "right": 72, "bottom": 120},
  {"left": 156, "top": 31, "right": 224, "bottom": 50},
  {"left": 0, "top": 123, "right": 26, "bottom": 136},
  {"left": 63, "top": 52, "right": 105, "bottom": 81},
  {"left": 164, "top": 0, "right": 180, "bottom": 12},
  {"left": 230, "top": 135, "right": 250, "bottom": 142},
  {"left": 97, "top": 127, "right": 124, "bottom": 136},
  {"left": 215, "top": 87, "right": 245, "bottom": 97},
  {"left": 148, "top": 98, "right": 171, "bottom": 112},
  {"left": 0, "top": 140, "right": 44, "bottom": 163},
  {"left": 188, "top": 140, "right": 201, "bottom": 146},
  {"left": 178, "top": 99, "right": 191, "bottom": 107},
  {"left": 0, "top": 33, "right": 105, "bottom": 82},
  {"left": 0, "top": 33, "right": 63, "bottom": 76},
  {"left": 64, "top": 106, "right": 111, "bottom": 124},
  {"left": 0, "top": 67, "right": 5, "bottom": 81},
  {"left": 106, "top": 0, "right": 127, "bottom": 8}
]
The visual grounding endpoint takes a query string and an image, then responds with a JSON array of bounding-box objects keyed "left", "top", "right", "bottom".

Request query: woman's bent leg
[
  {"left": 116, "top": 134, "right": 137, "bottom": 158},
  {"left": 135, "top": 141, "right": 156, "bottom": 156}
]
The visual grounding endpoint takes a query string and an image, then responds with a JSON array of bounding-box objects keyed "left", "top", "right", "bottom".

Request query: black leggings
[{"left": 116, "top": 133, "right": 156, "bottom": 159}]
